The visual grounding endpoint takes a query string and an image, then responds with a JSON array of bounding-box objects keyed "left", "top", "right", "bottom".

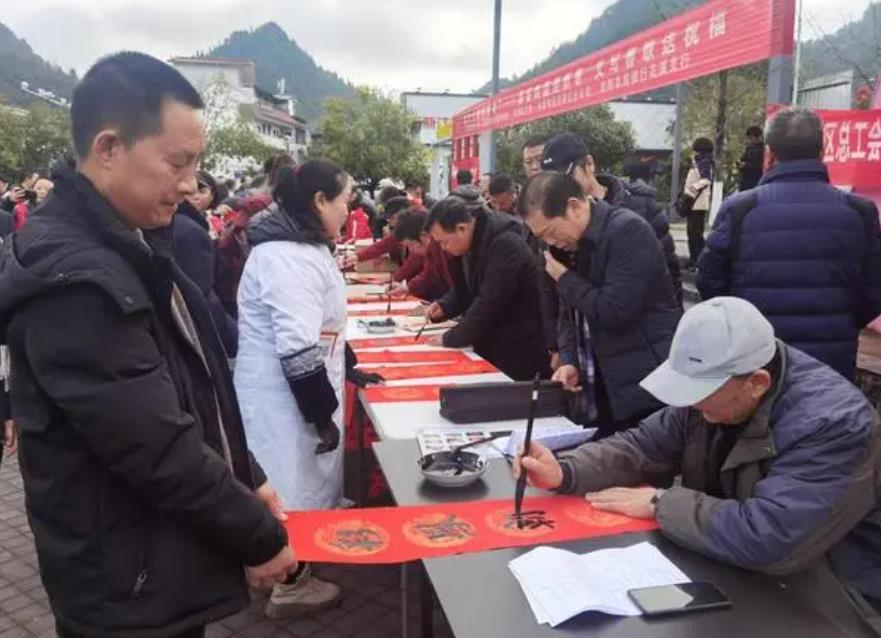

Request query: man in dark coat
[
  {"left": 425, "top": 192, "right": 550, "bottom": 381},
  {"left": 519, "top": 171, "right": 681, "bottom": 437},
  {"left": 738, "top": 125, "right": 765, "bottom": 191},
  {"left": 698, "top": 106, "right": 881, "bottom": 380},
  {"left": 0, "top": 52, "right": 295, "bottom": 638},
  {"left": 541, "top": 133, "right": 683, "bottom": 306},
  {"left": 173, "top": 175, "right": 238, "bottom": 356}
]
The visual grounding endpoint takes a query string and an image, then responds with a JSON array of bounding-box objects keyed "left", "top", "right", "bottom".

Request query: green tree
[
  {"left": 0, "top": 102, "right": 71, "bottom": 178},
  {"left": 202, "top": 121, "right": 275, "bottom": 173},
  {"left": 678, "top": 64, "right": 768, "bottom": 194},
  {"left": 495, "top": 105, "right": 636, "bottom": 181},
  {"left": 314, "top": 87, "right": 429, "bottom": 189}
]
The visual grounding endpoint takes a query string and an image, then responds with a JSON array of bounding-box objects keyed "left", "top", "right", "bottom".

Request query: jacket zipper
[{"left": 131, "top": 526, "right": 153, "bottom": 597}]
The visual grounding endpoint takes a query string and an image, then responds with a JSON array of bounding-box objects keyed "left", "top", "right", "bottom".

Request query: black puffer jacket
[
  {"left": 599, "top": 174, "right": 683, "bottom": 305},
  {"left": 439, "top": 208, "right": 550, "bottom": 381},
  {"left": 0, "top": 169, "right": 287, "bottom": 637},
  {"left": 172, "top": 201, "right": 238, "bottom": 356},
  {"left": 557, "top": 199, "right": 681, "bottom": 425}
]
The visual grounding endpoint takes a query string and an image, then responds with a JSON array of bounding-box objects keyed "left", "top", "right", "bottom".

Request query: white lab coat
[{"left": 234, "top": 241, "right": 346, "bottom": 511}]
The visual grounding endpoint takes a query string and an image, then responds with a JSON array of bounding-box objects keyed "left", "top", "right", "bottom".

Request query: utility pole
[
  {"left": 489, "top": 0, "right": 502, "bottom": 173},
  {"left": 791, "top": 0, "right": 803, "bottom": 103},
  {"left": 670, "top": 83, "right": 684, "bottom": 207}
]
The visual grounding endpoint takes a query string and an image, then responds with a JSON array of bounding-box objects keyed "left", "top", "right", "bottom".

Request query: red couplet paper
[
  {"left": 368, "top": 361, "right": 497, "bottom": 381},
  {"left": 284, "top": 496, "right": 659, "bottom": 564},
  {"left": 355, "top": 350, "right": 472, "bottom": 365},
  {"left": 350, "top": 309, "right": 417, "bottom": 318},
  {"left": 350, "top": 336, "right": 437, "bottom": 349},
  {"left": 362, "top": 384, "right": 448, "bottom": 403}
]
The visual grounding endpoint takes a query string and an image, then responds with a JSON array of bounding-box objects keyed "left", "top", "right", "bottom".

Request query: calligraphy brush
[
  {"left": 386, "top": 272, "right": 393, "bottom": 315},
  {"left": 414, "top": 319, "right": 429, "bottom": 343},
  {"left": 514, "top": 373, "right": 541, "bottom": 528}
]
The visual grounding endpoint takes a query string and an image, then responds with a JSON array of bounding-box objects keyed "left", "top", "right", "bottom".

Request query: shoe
[{"left": 265, "top": 573, "right": 343, "bottom": 619}]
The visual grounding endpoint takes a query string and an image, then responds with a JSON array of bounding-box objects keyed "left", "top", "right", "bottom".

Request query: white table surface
[{"left": 345, "top": 286, "right": 578, "bottom": 441}]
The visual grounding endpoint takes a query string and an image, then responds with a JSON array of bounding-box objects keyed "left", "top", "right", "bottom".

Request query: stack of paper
[{"left": 509, "top": 542, "right": 691, "bottom": 627}]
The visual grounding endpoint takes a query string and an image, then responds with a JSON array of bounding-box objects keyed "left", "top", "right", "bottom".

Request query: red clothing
[
  {"left": 407, "top": 241, "right": 453, "bottom": 301},
  {"left": 13, "top": 202, "right": 29, "bottom": 230},
  {"left": 343, "top": 207, "right": 372, "bottom": 242},
  {"left": 394, "top": 252, "right": 424, "bottom": 282},
  {"left": 356, "top": 234, "right": 403, "bottom": 263}
]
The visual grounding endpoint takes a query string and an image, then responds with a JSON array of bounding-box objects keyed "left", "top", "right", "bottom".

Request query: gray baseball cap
[{"left": 640, "top": 297, "right": 777, "bottom": 408}]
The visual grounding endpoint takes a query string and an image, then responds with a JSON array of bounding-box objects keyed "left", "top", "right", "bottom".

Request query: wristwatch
[{"left": 650, "top": 488, "right": 666, "bottom": 506}]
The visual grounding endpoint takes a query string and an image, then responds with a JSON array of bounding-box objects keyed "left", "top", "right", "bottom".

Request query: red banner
[
  {"left": 284, "top": 496, "right": 658, "bottom": 564},
  {"left": 818, "top": 109, "right": 881, "bottom": 190},
  {"left": 453, "top": 0, "right": 795, "bottom": 137},
  {"left": 362, "top": 384, "right": 448, "bottom": 403}
]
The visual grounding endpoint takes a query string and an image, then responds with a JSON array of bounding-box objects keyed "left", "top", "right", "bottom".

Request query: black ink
[
  {"left": 506, "top": 510, "right": 556, "bottom": 531},
  {"left": 411, "top": 515, "right": 475, "bottom": 543},
  {"left": 329, "top": 528, "right": 386, "bottom": 552}
]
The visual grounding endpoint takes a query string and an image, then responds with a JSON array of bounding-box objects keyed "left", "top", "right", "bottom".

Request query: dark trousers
[
  {"left": 686, "top": 211, "right": 707, "bottom": 263},
  {"left": 57, "top": 625, "right": 205, "bottom": 638}
]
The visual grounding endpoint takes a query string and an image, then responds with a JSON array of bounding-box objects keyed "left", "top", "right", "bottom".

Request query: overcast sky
[{"left": 3, "top": 0, "right": 872, "bottom": 95}]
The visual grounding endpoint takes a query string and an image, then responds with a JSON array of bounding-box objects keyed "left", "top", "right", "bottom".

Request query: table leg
[
  {"left": 401, "top": 562, "right": 409, "bottom": 638},
  {"left": 355, "top": 393, "right": 366, "bottom": 506},
  {"left": 420, "top": 563, "right": 434, "bottom": 638}
]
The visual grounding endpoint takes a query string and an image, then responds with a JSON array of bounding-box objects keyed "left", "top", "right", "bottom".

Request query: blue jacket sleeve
[
  {"left": 656, "top": 405, "right": 880, "bottom": 575},
  {"left": 696, "top": 199, "right": 734, "bottom": 300}
]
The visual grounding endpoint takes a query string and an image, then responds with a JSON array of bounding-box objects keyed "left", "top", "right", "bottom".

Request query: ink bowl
[
  {"left": 418, "top": 450, "right": 487, "bottom": 488},
  {"left": 358, "top": 318, "right": 396, "bottom": 334}
]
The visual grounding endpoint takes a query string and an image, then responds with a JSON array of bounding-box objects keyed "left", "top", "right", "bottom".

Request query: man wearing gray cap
[{"left": 515, "top": 297, "right": 881, "bottom": 633}]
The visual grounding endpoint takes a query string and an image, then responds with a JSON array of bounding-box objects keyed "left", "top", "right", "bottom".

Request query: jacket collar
[
  {"left": 176, "top": 200, "right": 209, "bottom": 231},
  {"left": 720, "top": 340, "right": 789, "bottom": 472},
  {"left": 54, "top": 167, "right": 156, "bottom": 271},
  {"left": 596, "top": 174, "right": 627, "bottom": 207},
  {"left": 581, "top": 198, "right": 614, "bottom": 246},
  {"left": 759, "top": 159, "right": 829, "bottom": 186}
]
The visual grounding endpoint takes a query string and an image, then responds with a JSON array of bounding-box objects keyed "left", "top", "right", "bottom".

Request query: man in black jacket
[
  {"left": 425, "top": 192, "right": 550, "bottom": 381},
  {"left": 519, "top": 171, "right": 681, "bottom": 437},
  {"left": 0, "top": 52, "right": 295, "bottom": 638},
  {"left": 542, "top": 133, "right": 683, "bottom": 305}
]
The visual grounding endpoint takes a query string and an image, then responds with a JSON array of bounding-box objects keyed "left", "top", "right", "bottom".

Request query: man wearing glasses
[{"left": 518, "top": 169, "right": 681, "bottom": 437}]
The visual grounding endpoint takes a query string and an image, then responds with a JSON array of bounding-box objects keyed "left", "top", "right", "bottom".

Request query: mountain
[
  {"left": 478, "top": 0, "right": 704, "bottom": 94},
  {"left": 0, "top": 21, "right": 77, "bottom": 107},
  {"left": 798, "top": 3, "right": 881, "bottom": 89},
  {"left": 205, "top": 21, "right": 354, "bottom": 123}
]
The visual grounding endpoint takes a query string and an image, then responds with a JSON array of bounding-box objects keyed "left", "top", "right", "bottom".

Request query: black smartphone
[{"left": 628, "top": 581, "right": 731, "bottom": 617}]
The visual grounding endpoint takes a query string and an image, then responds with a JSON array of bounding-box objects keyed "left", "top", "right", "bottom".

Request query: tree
[
  {"left": 314, "top": 87, "right": 429, "bottom": 190},
  {"left": 0, "top": 102, "right": 71, "bottom": 179},
  {"left": 494, "top": 105, "right": 636, "bottom": 181},
  {"left": 678, "top": 63, "right": 768, "bottom": 194},
  {"left": 202, "top": 122, "right": 275, "bottom": 174},
  {"left": 198, "top": 73, "right": 276, "bottom": 175}
]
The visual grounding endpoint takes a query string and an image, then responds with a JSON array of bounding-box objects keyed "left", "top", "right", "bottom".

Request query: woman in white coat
[{"left": 234, "top": 160, "right": 350, "bottom": 619}]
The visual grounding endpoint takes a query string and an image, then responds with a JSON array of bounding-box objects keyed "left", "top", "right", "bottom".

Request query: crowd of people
[{"left": 0, "top": 50, "right": 880, "bottom": 638}]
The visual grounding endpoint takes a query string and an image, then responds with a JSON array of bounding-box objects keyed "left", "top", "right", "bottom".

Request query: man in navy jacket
[{"left": 697, "top": 107, "right": 881, "bottom": 380}]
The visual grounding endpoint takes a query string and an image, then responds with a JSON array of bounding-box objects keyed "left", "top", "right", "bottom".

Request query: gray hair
[{"left": 764, "top": 107, "right": 824, "bottom": 162}]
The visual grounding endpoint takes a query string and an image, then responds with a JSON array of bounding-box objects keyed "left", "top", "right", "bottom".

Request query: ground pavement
[{"left": 0, "top": 451, "right": 454, "bottom": 638}]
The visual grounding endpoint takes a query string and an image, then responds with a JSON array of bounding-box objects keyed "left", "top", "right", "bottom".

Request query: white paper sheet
[{"left": 509, "top": 542, "right": 691, "bottom": 627}]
